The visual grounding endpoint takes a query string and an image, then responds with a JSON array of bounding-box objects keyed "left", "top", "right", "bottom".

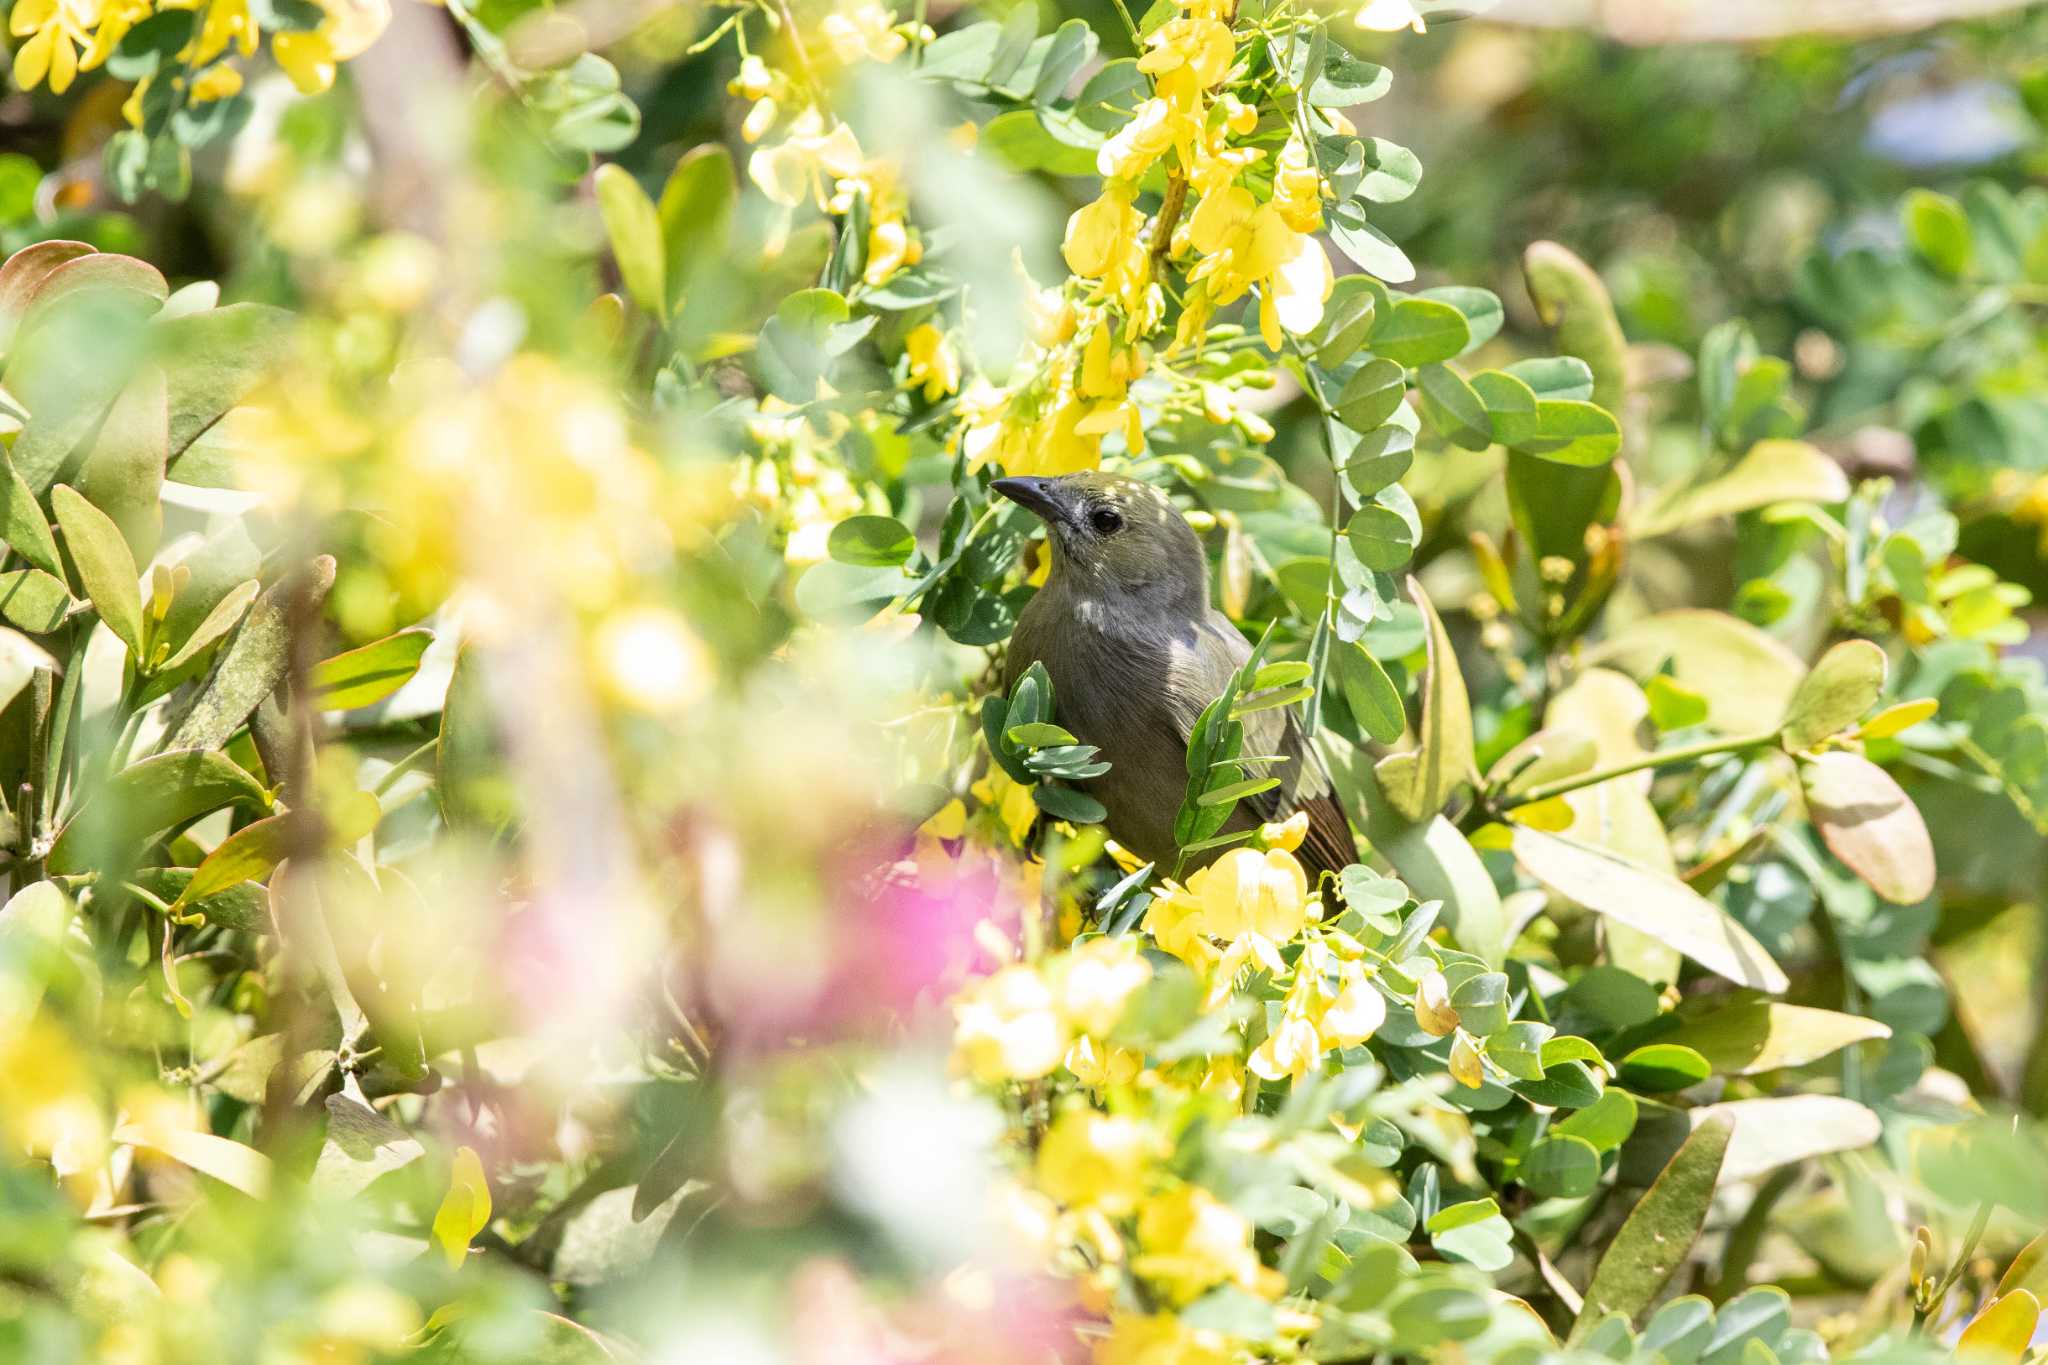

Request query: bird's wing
[{"left": 1161, "top": 615, "right": 1358, "bottom": 883}]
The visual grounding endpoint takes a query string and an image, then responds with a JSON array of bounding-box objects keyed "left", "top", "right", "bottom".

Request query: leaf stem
[{"left": 1497, "top": 729, "right": 1780, "bottom": 810}]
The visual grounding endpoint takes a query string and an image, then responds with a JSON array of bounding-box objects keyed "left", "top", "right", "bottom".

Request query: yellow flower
[
  {"left": 1064, "top": 1035, "right": 1142, "bottom": 1088},
  {"left": 1316, "top": 971, "right": 1387, "bottom": 1049},
  {"left": 953, "top": 965, "right": 1066, "bottom": 1082},
  {"left": 864, "top": 215, "right": 920, "bottom": 285},
  {"left": 1036, "top": 1109, "right": 1155, "bottom": 1213},
  {"left": 748, "top": 108, "right": 866, "bottom": 209},
  {"left": 1272, "top": 134, "right": 1324, "bottom": 233},
  {"left": 729, "top": 52, "right": 773, "bottom": 100},
  {"left": 970, "top": 764, "right": 1040, "bottom": 847},
  {"left": 1133, "top": 1185, "right": 1279, "bottom": 1304},
  {"left": 9, "top": 0, "right": 89, "bottom": 93},
  {"left": 1096, "top": 97, "right": 1179, "bottom": 182},
  {"left": 1135, "top": 16, "right": 1233, "bottom": 89},
  {"left": 1056, "top": 936, "right": 1152, "bottom": 1035},
  {"left": 820, "top": 0, "right": 905, "bottom": 65},
  {"left": 904, "top": 323, "right": 960, "bottom": 402},
  {"left": 1257, "top": 810, "right": 1308, "bottom": 853},
  {"left": 188, "top": 60, "right": 242, "bottom": 101},
  {"left": 1414, "top": 967, "right": 1460, "bottom": 1037},
  {"left": 1095, "top": 1312, "right": 1232, "bottom": 1365},
  {"left": 1193, "top": 846, "right": 1313, "bottom": 943},
  {"left": 1247, "top": 1011, "right": 1321, "bottom": 1081},
  {"left": 272, "top": 29, "right": 336, "bottom": 92},
  {"left": 1063, "top": 181, "right": 1148, "bottom": 293},
  {"left": 1449, "top": 1033, "right": 1484, "bottom": 1088},
  {"left": 1195, "top": 1054, "right": 1243, "bottom": 1104},
  {"left": 1186, "top": 187, "right": 1332, "bottom": 349}
]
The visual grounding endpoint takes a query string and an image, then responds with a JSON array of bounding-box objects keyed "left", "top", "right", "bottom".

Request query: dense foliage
[{"left": 0, "top": 0, "right": 2046, "bottom": 1361}]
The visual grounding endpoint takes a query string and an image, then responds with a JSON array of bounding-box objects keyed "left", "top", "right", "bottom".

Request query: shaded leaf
[
  {"left": 47, "top": 749, "right": 271, "bottom": 875},
  {"left": 1800, "top": 752, "right": 1935, "bottom": 904},
  {"left": 311, "top": 1087, "right": 426, "bottom": 1200},
  {"left": 1572, "top": 1118, "right": 1731, "bottom": 1336},
  {"left": 1374, "top": 577, "right": 1476, "bottom": 823}
]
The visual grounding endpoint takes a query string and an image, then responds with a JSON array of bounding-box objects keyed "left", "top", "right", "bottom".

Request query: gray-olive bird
[{"left": 993, "top": 471, "right": 1357, "bottom": 884}]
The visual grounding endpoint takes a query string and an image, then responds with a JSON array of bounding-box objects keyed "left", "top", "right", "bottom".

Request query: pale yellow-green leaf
[
  {"left": 1689, "top": 1095, "right": 1881, "bottom": 1181},
  {"left": 1858, "top": 697, "right": 1937, "bottom": 740},
  {"left": 1780, "top": 639, "right": 1886, "bottom": 752},
  {"left": 114, "top": 1122, "right": 272, "bottom": 1197},
  {"left": 0, "top": 627, "right": 54, "bottom": 714},
  {"left": 1546, "top": 668, "right": 1680, "bottom": 983},
  {"left": 1955, "top": 1290, "right": 2039, "bottom": 1363},
  {"left": 0, "top": 450, "right": 63, "bottom": 579},
  {"left": 1513, "top": 827, "right": 1788, "bottom": 992},
  {"left": 434, "top": 1145, "right": 492, "bottom": 1268},
  {"left": 1665, "top": 998, "right": 1890, "bottom": 1075},
  {"left": 1374, "top": 576, "right": 1477, "bottom": 823},
  {"left": 159, "top": 578, "right": 258, "bottom": 674},
  {"left": 1998, "top": 1233, "right": 2048, "bottom": 1300},
  {"left": 1336, "top": 746, "right": 1505, "bottom": 965},
  {"left": 1635, "top": 439, "right": 1850, "bottom": 537},
  {"left": 1800, "top": 752, "right": 1935, "bottom": 904},
  {"left": 51, "top": 484, "right": 144, "bottom": 656},
  {"left": 309, "top": 627, "right": 433, "bottom": 711},
  {"left": 0, "top": 879, "right": 72, "bottom": 1032},
  {"left": 1586, "top": 610, "right": 1805, "bottom": 736},
  {"left": 594, "top": 165, "right": 666, "bottom": 319},
  {"left": 172, "top": 814, "right": 292, "bottom": 913}
]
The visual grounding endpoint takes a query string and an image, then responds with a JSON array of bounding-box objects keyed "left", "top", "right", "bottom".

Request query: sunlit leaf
[{"left": 1800, "top": 752, "right": 1935, "bottom": 904}]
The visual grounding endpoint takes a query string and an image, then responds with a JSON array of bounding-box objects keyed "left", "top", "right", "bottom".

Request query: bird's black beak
[{"left": 992, "top": 476, "right": 1067, "bottom": 526}]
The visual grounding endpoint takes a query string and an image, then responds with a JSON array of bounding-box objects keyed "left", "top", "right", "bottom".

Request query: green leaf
[
  {"left": 1355, "top": 137, "right": 1422, "bottom": 204},
  {"left": 1006, "top": 721, "right": 1077, "bottom": 747},
  {"left": 1617, "top": 1043, "right": 1710, "bottom": 1093},
  {"left": 1517, "top": 399, "right": 1621, "bottom": 466},
  {"left": 1486, "top": 1020, "right": 1552, "bottom": 1080},
  {"left": 1799, "top": 752, "right": 1935, "bottom": 904},
  {"left": 77, "top": 365, "right": 166, "bottom": 562},
  {"left": 1470, "top": 370, "right": 1538, "bottom": 446},
  {"left": 1369, "top": 297, "right": 1467, "bottom": 366},
  {"left": 1667, "top": 999, "right": 1890, "bottom": 1076},
  {"left": 1644, "top": 674, "right": 1709, "bottom": 731},
  {"left": 1902, "top": 188, "right": 1973, "bottom": 278},
  {"left": 311, "top": 1087, "right": 425, "bottom": 1200},
  {"left": 1339, "top": 753, "right": 1505, "bottom": 966},
  {"left": 1332, "top": 638, "right": 1404, "bottom": 744},
  {"left": 1523, "top": 240, "right": 1627, "bottom": 412},
  {"left": 1308, "top": 47, "right": 1390, "bottom": 105},
  {"left": 1415, "top": 363, "right": 1491, "bottom": 450},
  {"left": 0, "top": 880, "right": 72, "bottom": 1033},
  {"left": 158, "top": 578, "right": 258, "bottom": 673},
  {"left": 160, "top": 557, "right": 334, "bottom": 752},
  {"left": 50, "top": 483, "right": 144, "bottom": 656},
  {"left": 595, "top": 164, "right": 665, "bottom": 318},
  {"left": 1587, "top": 610, "right": 1806, "bottom": 737},
  {"left": 1346, "top": 504, "right": 1416, "bottom": 573},
  {"left": 1033, "top": 783, "right": 1106, "bottom": 825},
  {"left": 1373, "top": 578, "right": 1476, "bottom": 824},
  {"left": 828, "top": 515, "right": 916, "bottom": 568},
  {"left": 1519, "top": 1135, "right": 1602, "bottom": 1198},
  {"left": 1333, "top": 357, "right": 1406, "bottom": 431},
  {"left": 1426, "top": 1198, "right": 1513, "bottom": 1272},
  {"left": 1029, "top": 18, "right": 1095, "bottom": 102},
  {"left": 0, "top": 569, "right": 73, "bottom": 633},
  {"left": 127, "top": 866, "right": 268, "bottom": 933},
  {"left": 440, "top": 645, "right": 519, "bottom": 835},
  {"left": 1571, "top": 1118, "right": 1731, "bottom": 1337},
  {"left": 1504, "top": 356, "right": 1595, "bottom": 402},
  {"left": 1416, "top": 286, "right": 1501, "bottom": 352},
  {"left": 1635, "top": 438, "right": 1850, "bottom": 538},
  {"left": 1450, "top": 971, "right": 1510, "bottom": 1036},
  {"left": 1553, "top": 1088, "right": 1638, "bottom": 1151},
  {"left": 171, "top": 814, "right": 291, "bottom": 913},
  {"left": 1513, "top": 828, "right": 1789, "bottom": 992},
  {"left": 154, "top": 303, "right": 294, "bottom": 461},
  {"left": 1311, "top": 276, "right": 1383, "bottom": 366},
  {"left": 658, "top": 145, "right": 737, "bottom": 320},
  {"left": 310, "top": 628, "right": 434, "bottom": 711},
  {"left": 1780, "top": 639, "right": 1885, "bottom": 753},
  {"left": 0, "top": 452, "right": 63, "bottom": 579},
  {"left": 47, "top": 749, "right": 270, "bottom": 875}
]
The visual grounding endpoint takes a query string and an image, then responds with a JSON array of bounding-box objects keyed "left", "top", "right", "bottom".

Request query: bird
[{"left": 993, "top": 470, "right": 1358, "bottom": 887}]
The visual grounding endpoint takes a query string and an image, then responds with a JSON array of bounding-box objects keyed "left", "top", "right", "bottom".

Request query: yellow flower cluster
[
  {"left": 741, "top": 4, "right": 928, "bottom": 287},
  {"left": 956, "top": 281, "right": 1151, "bottom": 479},
  {"left": 10, "top": 0, "right": 387, "bottom": 101},
  {"left": 952, "top": 935, "right": 1151, "bottom": 1085}
]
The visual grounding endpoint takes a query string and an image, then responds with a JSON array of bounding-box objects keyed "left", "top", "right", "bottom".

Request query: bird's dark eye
[{"left": 1089, "top": 506, "right": 1124, "bottom": 535}]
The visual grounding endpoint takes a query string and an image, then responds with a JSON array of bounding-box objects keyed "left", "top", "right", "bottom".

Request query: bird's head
[{"left": 992, "top": 471, "right": 1208, "bottom": 613}]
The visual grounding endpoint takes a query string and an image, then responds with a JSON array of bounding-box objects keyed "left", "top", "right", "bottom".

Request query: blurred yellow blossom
[
  {"left": 954, "top": 964, "right": 1066, "bottom": 1082},
  {"left": 1133, "top": 1185, "right": 1279, "bottom": 1305},
  {"left": 904, "top": 322, "right": 961, "bottom": 401},
  {"left": 1095, "top": 1312, "right": 1232, "bottom": 1365},
  {"left": 1056, "top": 936, "right": 1152, "bottom": 1035},
  {"left": 1036, "top": 1109, "right": 1155, "bottom": 1213}
]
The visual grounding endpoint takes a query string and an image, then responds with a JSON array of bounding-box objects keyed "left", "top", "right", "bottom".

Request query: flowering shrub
[{"left": 1, "top": 0, "right": 2047, "bottom": 1362}]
